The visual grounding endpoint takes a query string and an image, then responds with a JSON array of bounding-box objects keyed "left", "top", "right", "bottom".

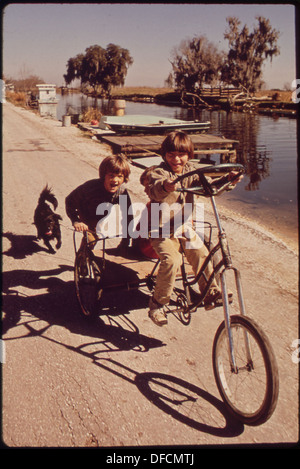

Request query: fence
[{"left": 198, "top": 87, "right": 241, "bottom": 98}]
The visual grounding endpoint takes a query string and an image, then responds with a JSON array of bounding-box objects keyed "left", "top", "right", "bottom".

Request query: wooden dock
[{"left": 97, "top": 133, "right": 238, "bottom": 163}]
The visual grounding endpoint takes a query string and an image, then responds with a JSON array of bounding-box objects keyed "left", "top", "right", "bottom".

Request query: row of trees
[
  {"left": 64, "top": 16, "right": 280, "bottom": 98},
  {"left": 4, "top": 64, "right": 45, "bottom": 93},
  {"left": 4, "top": 74, "right": 45, "bottom": 93},
  {"left": 168, "top": 16, "right": 280, "bottom": 95}
]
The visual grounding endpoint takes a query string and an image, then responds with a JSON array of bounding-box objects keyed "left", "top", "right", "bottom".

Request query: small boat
[{"left": 99, "top": 115, "right": 210, "bottom": 134}]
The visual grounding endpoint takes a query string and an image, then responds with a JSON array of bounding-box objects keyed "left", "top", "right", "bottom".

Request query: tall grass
[
  {"left": 111, "top": 86, "right": 173, "bottom": 97},
  {"left": 5, "top": 91, "right": 28, "bottom": 107},
  {"left": 80, "top": 106, "right": 102, "bottom": 122}
]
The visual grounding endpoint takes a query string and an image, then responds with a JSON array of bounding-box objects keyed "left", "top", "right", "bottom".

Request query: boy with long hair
[{"left": 146, "top": 131, "right": 241, "bottom": 326}]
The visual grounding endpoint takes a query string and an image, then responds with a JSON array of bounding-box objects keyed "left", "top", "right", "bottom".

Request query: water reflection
[
  {"left": 245, "top": 146, "right": 271, "bottom": 192},
  {"left": 58, "top": 94, "right": 113, "bottom": 118},
  {"left": 179, "top": 109, "right": 272, "bottom": 189}
]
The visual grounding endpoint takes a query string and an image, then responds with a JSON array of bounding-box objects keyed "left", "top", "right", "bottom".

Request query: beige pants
[
  {"left": 150, "top": 234, "right": 218, "bottom": 306},
  {"left": 76, "top": 231, "right": 97, "bottom": 267}
]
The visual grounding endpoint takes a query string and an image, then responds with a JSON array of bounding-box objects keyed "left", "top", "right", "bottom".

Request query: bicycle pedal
[
  {"left": 204, "top": 302, "right": 216, "bottom": 311},
  {"left": 215, "top": 296, "right": 233, "bottom": 306}
]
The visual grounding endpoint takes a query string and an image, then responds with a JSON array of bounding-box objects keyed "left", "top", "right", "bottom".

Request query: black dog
[{"left": 33, "top": 185, "right": 62, "bottom": 254}]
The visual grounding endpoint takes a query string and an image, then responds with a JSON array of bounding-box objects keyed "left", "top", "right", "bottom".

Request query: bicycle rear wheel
[
  {"left": 212, "top": 315, "right": 279, "bottom": 425},
  {"left": 74, "top": 254, "right": 103, "bottom": 318},
  {"left": 176, "top": 292, "right": 191, "bottom": 325}
]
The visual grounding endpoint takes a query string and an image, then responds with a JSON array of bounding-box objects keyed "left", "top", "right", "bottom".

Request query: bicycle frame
[
  {"left": 211, "top": 195, "right": 251, "bottom": 372},
  {"left": 73, "top": 230, "right": 160, "bottom": 292},
  {"left": 178, "top": 192, "right": 251, "bottom": 372}
]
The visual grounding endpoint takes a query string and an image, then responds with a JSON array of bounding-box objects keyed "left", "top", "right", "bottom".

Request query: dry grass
[
  {"left": 254, "top": 90, "right": 293, "bottom": 102},
  {"left": 5, "top": 91, "right": 28, "bottom": 107},
  {"left": 113, "top": 87, "right": 293, "bottom": 102},
  {"left": 80, "top": 106, "right": 102, "bottom": 122},
  {"left": 111, "top": 86, "right": 173, "bottom": 97}
]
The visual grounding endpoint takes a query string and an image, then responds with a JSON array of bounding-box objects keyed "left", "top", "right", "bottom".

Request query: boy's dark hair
[
  {"left": 160, "top": 131, "right": 194, "bottom": 160},
  {"left": 99, "top": 154, "right": 131, "bottom": 183}
]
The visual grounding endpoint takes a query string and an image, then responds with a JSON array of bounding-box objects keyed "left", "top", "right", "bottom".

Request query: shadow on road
[
  {"left": 135, "top": 371, "right": 244, "bottom": 437},
  {"left": 2, "top": 263, "right": 163, "bottom": 353},
  {"left": 2, "top": 232, "right": 49, "bottom": 259},
  {"left": 2, "top": 263, "right": 244, "bottom": 439}
]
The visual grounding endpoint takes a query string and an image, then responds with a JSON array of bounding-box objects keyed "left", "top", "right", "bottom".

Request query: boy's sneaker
[
  {"left": 148, "top": 297, "right": 168, "bottom": 326},
  {"left": 215, "top": 290, "right": 233, "bottom": 306},
  {"left": 204, "top": 287, "right": 223, "bottom": 310}
]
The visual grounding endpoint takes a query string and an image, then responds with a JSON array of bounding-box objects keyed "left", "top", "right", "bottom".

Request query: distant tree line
[
  {"left": 168, "top": 16, "right": 280, "bottom": 96},
  {"left": 4, "top": 74, "right": 45, "bottom": 93},
  {"left": 4, "top": 15, "right": 281, "bottom": 101},
  {"left": 4, "top": 16, "right": 281, "bottom": 99},
  {"left": 64, "top": 16, "right": 280, "bottom": 98}
]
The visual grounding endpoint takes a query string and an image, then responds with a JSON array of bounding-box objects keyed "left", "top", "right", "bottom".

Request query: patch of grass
[
  {"left": 111, "top": 86, "right": 173, "bottom": 98},
  {"left": 254, "top": 90, "right": 293, "bottom": 102},
  {"left": 5, "top": 91, "right": 27, "bottom": 107},
  {"left": 80, "top": 106, "right": 102, "bottom": 122}
]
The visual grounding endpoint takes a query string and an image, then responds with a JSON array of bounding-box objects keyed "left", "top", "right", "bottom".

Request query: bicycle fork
[{"left": 211, "top": 196, "right": 252, "bottom": 373}]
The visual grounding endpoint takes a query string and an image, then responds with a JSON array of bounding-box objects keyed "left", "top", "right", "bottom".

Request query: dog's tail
[{"left": 38, "top": 185, "right": 58, "bottom": 210}]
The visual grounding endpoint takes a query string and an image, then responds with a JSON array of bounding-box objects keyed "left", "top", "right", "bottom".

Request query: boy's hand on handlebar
[
  {"left": 212, "top": 170, "right": 244, "bottom": 194},
  {"left": 163, "top": 177, "right": 179, "bottom": 192},
  {"left": 227, "top": 171, "right": 244, "bottom": 186},
  {"left": 73, "top": 221, "right": 89, "bottom": 232}
]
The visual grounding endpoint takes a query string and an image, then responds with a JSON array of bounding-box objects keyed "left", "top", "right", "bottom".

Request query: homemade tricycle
[{"left": 72, "top": 163, "right": 279, "bottom": 426}]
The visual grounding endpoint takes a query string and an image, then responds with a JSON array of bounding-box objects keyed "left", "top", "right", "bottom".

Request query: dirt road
[{"left": 2, "top": 102, "right": 299, "bottom": 448}]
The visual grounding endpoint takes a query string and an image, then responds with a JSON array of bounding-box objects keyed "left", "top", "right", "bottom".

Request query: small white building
[{"left": 37, "top": 84, "right": 58, "bottom": 118}]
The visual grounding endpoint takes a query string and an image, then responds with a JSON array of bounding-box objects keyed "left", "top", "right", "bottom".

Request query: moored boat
[{"left": 99, "top": 115, "right": 210, "bottom": 134}]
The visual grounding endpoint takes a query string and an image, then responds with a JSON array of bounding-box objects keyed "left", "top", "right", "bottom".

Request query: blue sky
[{"left": 2, "top": 3, "right": 297, "bottom": 89}]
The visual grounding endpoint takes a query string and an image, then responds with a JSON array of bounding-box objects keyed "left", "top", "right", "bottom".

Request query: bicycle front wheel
[
  {"left": 212, "top": 315, "right": 279, "bottom": 425},
  {"left": 74, "top": 255, "right": 102, "bottom": 318}
]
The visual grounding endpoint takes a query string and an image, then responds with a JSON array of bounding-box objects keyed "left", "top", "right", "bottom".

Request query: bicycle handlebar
[
  {"left": 174, "top": 163, "right": 245, "bottom": 196},
  {"left": 174, "top": 163, "right": 245, "bottom": 182}
]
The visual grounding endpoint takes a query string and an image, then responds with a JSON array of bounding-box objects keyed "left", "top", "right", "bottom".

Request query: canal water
[{"left": 57, "top": 93, "right": 298, "bottom": 250}]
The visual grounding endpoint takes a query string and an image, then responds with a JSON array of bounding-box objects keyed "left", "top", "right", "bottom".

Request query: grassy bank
[
  {"left": 254, "top": 89, "right": 293, "bottom": 102},
  {"left": 5, "top": 91, "right": 28, "bottom": 107},
  {"left": 111, "top": 86, "right": 294, "bottom": 102},
  {"left": 111, "top": 86, "right": 173, "bottom": 98},
  {"left": 110, "top": 86, "right": 296, "bottom": 116}
]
